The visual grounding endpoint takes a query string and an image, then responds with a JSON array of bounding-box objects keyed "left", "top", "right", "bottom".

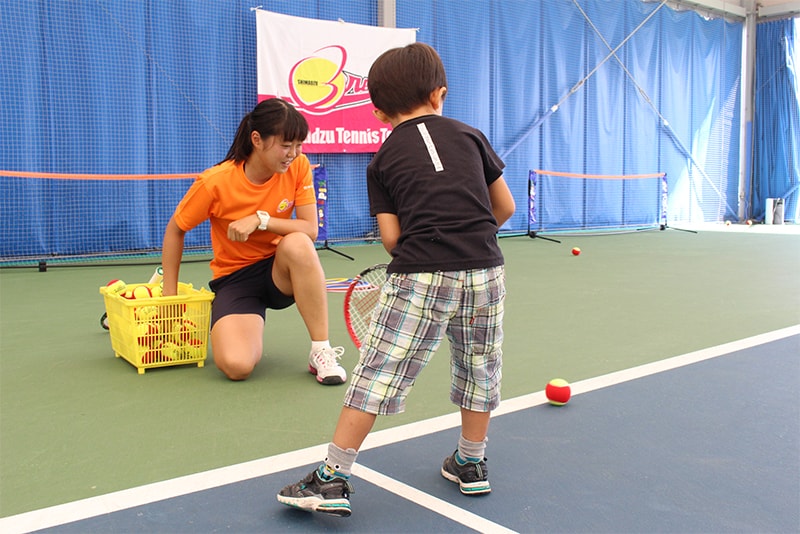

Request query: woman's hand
[{"left": 227, "top": 214, "right": 260, "bottom": 242}]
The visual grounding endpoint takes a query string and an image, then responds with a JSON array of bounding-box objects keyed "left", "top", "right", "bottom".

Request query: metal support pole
[
  {"left": 738, "top": 1, "right": 757, "bottom": 221},
  {"left": 377, "top": 0, "right": 396, "bottom": 28}
]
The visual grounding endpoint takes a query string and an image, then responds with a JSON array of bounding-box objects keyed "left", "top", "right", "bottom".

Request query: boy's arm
[
  {"left": 489, "top": 176, "right": 516, "bottom": 228},
  {"left": 376, "top": 213, "right": 401, "bottom": 255}
]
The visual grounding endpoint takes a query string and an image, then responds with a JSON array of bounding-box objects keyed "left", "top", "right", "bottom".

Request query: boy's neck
[{"left": 388, "top": 105, "right": 440, "bottom": 128}]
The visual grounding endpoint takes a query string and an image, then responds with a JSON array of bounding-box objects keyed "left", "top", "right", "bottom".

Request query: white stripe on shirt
[{"left": 417, "top": 122, "right": 444, "bottom": 172}]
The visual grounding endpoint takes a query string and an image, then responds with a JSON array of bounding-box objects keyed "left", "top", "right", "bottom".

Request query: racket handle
[{"left": 148, "top": 266, "right": 164, "bottom": 284}]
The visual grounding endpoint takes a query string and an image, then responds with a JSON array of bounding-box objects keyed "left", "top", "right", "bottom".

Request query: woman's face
[{"left": 255, "top": 134, "right": 303, "bottom": 175}]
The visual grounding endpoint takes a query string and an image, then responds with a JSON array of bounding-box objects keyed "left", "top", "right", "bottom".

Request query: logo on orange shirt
[{"left": 278, "top": 199, "right": 293, "bottom": 213}]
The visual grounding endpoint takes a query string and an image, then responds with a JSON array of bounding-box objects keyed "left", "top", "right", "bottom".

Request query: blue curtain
[
  {"left": 0, "top": 0, "right": 768, "bottom": 260},
  {"left": 753, "top": 19, "right": 799, "bottom": 223},
  {"left": 0, "top": 0, "right": 376, "bottom": 259},
  {"left": 401, "top": 0, "right": 742, "bottom": 229}
]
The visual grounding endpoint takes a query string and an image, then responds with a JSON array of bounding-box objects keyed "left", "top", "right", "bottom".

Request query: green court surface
[{"left": 1, "top": 227, "right": 798, "bottom": 518}]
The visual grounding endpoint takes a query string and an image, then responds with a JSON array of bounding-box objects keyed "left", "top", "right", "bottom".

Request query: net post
[
  {"left": 660, "top": 173, "right": 668, "bottom": 230},
  {"left": 659, "top": 172, "right": 696, "bottom": 234},
  {"left": 527, "top": 170, "right": 561, "bottom": 243},
  {"left": 313, "top": 165, "right": 354, "bottom": 261},
  {"left": 527, "top": 170, "right": 536, "bottom": 237}
]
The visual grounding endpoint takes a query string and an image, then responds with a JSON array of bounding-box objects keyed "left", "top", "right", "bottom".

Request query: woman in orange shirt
[{"left": 161, "top": 98, "right": 347, "bottom": 384}]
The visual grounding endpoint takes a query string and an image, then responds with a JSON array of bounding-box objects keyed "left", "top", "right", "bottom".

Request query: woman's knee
[
  {"left": 276, "top": 232, "right": 317, "bottom": 260},
  {"left": 210, "top": 316, "right": 263, "bottom": 380},
  {"left": 215, "top": 352, "right": 260, "bottom": 381}
]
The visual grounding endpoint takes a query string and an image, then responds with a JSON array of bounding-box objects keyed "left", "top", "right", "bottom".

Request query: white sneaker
[{"left": 308, "top": 346, "right": 346, "bottom": 385}]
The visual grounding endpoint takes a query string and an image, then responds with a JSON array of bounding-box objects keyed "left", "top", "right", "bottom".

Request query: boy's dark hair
[
  {"left": 222, "top": 98, "right": 309, "bottom": 164},
  {"left": 368, "top": 42, "right": 447, "bottom": 117}
]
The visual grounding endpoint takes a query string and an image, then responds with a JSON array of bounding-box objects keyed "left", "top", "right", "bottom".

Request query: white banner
[{"left": 256, "top": 10, "right": 416, "bottom": 153}]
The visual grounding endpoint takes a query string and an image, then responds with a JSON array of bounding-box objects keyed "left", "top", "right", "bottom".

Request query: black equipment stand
[{"left": 317, "top": 240, "right": 354, "bottom": 261}]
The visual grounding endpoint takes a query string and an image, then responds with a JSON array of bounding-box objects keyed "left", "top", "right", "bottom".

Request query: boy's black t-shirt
[{"left": 366, "top": 114, "right": 505, "bottom": 274}]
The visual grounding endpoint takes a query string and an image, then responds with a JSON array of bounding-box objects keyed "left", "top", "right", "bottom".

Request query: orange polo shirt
[{"left": 173, "top": 155, "right": 315, "bottom": 279}]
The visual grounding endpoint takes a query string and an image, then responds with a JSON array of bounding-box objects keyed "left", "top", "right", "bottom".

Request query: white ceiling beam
[
  {"left": 758, "top": 1, "right": 800, "bottom": 19},
  {"left": 664, "top": 0, "right": 748, "bottom": 18}
]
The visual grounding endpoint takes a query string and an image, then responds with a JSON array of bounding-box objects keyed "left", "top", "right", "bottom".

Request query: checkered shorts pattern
[{"left": 343, "top": 266, "right": 505, "bottom": 415}]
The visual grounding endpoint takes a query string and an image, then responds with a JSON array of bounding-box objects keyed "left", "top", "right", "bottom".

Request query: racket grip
[{"left": 148, "top": 266, "right": 164, "bottom": 284}]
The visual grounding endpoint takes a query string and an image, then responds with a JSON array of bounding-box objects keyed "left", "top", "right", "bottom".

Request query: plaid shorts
[{"left": 343, "top": 265, "right": 505, "bottom": 415}]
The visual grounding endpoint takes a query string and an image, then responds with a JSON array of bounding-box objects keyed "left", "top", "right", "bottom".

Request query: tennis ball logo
[
  {"left": 106, "top": 279, "right": 127, "bottom": 296},
  {"left": 277, "top": 198, "right": 292, "bottom": 213},
  {"left": 289, "top": 52, "right": 345, "bottom": 111},
  {"left": 135, "top": 305, "right": 159, "bottom": 322},
  {"left": 286, "top": 45, "right": 371, "bottom": 116}
]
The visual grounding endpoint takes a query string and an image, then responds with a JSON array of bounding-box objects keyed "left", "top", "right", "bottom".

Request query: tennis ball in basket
[
  {"left": 106, "top": 279, "right": 127, "bottom": 295},
  {"left": 571, "top": 247, "right": 581, "bottom": 256},
  {"left": 545, "top": 378, "right": 571, "bottom": 406},
  {"left": 135, "top": 305, "right": 159, "bottom": 322},
  {"left": 159, "top": 341, "right": 181, "bottom": 361},
  {"left": 161, "top": 303, "right": 187, "bottom": 319},
  {"left": 130, "top": 285, "right": 153, "bottom": 299},
  {"left": 171, "top": 318, "right": 198, "bottom": 343},
  {"left": 136, "top": 322, "right": 160, "bottom": 347},
  {"left": 150, "top": 284, "right": 163, "bottom": 298},
  {"left": 142, "top": 350, "right": 158, "bottom": 364},
  {"left": 182, "top": 339, "right": 204, "bottom": 359}
]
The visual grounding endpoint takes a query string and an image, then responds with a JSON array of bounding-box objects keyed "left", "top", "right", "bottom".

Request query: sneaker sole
[
  {"left": 308, "top": 365, "right": 346, "bottom": 385},
  {"left": 440, "top": 468, "right": 492, "bottom": 495},
  {"left": 276, "top": 494, "right": 351, "bottom": 517}
]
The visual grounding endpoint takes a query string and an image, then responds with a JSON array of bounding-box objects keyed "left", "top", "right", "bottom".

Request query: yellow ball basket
[{"left": 99, "top": 282, "right": 214, "bottom": 374}]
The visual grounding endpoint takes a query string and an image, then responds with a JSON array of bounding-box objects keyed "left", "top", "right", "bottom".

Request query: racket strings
[{"left": 345, "top": 266, "right": 387, "bottom": 347}]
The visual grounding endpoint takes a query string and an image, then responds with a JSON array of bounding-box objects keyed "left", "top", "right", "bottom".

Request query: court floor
[{"left": 5, "top": 327, "right": 798, "bottom": 533}]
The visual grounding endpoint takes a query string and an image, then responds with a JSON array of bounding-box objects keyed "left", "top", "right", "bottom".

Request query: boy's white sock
[{"left": 457, "top": 434, "right": 487, "bottom": 464}]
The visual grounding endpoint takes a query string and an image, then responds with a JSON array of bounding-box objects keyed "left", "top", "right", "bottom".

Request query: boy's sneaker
[
  {"left": 277, "top": 468, "right": 354, "bottom": 517},
  {"left": 309, "top": 346, "right": 347, "bottom": 385},
  {"left": 441, "top": 451, "right": 491, "bottom": 495}
]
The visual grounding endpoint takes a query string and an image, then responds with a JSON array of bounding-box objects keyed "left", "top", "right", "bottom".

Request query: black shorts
[{"left": 208, "top": 256, "right": 295, "bottom": 328}]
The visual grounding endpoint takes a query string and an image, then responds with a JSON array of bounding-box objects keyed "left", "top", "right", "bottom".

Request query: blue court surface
[{"left": 6, "top": 328, "right": 799, "bottom": 533}]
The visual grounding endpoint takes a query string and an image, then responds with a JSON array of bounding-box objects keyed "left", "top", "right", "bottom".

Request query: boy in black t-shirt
[{"left": 277, "top": 42, "right": 516, "bottom": 517}]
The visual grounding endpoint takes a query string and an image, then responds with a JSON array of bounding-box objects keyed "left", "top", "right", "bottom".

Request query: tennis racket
[{"left": 343, "top": 263, "right": 388, "bottom": 348}]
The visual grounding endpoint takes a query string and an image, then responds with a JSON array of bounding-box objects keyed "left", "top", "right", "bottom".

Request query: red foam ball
[{"left": 546, "top": 378, "right": 571, "bottom": 406}]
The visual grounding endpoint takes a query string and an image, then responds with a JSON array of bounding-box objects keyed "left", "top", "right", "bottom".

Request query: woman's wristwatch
[{"left": 256, "top": 210, "right": 270, "bottom": 231}]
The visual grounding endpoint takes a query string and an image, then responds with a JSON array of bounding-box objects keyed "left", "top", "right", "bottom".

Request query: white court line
[
  {"left": 494, "top": 324, "right": 800, "bottom": 418},
  {"left": 2, "top": 324, "right": 798, "bottom": 534},
  {"left": 352, "top": 464, "right": 517, "bottom": 534}
]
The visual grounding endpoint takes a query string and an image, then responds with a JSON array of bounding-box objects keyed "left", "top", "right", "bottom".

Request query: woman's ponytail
[
  {"left": 220, "top": 99, "right": 309, "bottom": 165},
  {"left": 221, "top": 112, "right": 253, "bottom": 164}
]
